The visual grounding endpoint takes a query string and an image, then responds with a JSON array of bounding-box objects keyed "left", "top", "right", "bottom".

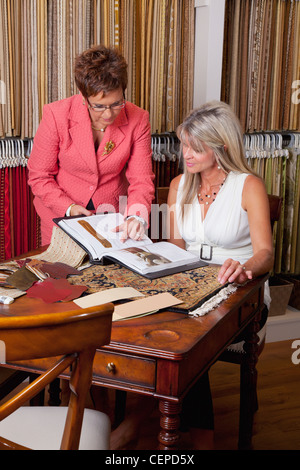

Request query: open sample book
[{"left": 53, "top": 213, "right": 207, "bottom": 279}]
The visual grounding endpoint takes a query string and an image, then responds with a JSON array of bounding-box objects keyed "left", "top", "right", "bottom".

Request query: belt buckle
[{"left": 200, "top": 244, "right": 212, "bottom": 261}]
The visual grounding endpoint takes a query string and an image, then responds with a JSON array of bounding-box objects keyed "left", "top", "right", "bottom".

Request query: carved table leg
[
  {"left": 158, "top": 399, "right": 181, "bottom": 450},
  {"left": 239, "top": 312, "right": 260, "bottom": 450}
]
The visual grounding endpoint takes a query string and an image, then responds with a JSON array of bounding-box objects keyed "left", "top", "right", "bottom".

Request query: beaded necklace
[{"left": 198, "top": 175, "right": 227, "bottom": 206}]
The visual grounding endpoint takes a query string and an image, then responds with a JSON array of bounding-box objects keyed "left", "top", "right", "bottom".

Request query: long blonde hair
[{"left": 176, "top": 100, "right": 256, "bottom": 218}]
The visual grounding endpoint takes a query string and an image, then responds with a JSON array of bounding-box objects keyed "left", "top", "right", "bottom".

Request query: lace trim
[{"left": 189, "top": 284, "right": 238, "bottom": 317}]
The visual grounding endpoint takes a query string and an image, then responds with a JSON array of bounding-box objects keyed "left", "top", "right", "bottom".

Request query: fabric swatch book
[{"left": 53, "top": 213, "right": 207, "bottom": 279}]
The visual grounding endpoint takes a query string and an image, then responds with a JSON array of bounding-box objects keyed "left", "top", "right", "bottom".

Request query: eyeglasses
[{"left": 87, "top": 99, "right": 126, "bottom": 113}]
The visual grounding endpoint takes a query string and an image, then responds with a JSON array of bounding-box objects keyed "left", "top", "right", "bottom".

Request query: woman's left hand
[
  {"left": 112, "top": 217, "right": 146, "bottom": 243},
  {"left": 218, "top": 258, "right": 253, "bottom": 285}
]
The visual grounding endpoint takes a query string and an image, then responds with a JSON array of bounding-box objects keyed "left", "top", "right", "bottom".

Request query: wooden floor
[
  {"left": 1, "top": 339, "right": 299, "bottom": 450},
  {"left": 132, "top": 340, "right": 300, "bottom": 450},
  {"left": 211, "top": 339, "right": 300, "bottom": 450}
]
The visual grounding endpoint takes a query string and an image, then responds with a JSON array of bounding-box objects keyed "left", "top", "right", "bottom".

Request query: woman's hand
[
  {"left": 112, "top": 217, "right": 146, "bottom": 243},
  {"left": 218, "top": 258, "right": 253, "bottom": 285},
  {"left": 69, "top": 204, "right": 93, "bottom": 217}
]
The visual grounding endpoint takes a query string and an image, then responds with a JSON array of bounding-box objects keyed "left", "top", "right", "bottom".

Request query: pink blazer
[{"left": 28, "top": 94, "right": 155, "bottom": 244}]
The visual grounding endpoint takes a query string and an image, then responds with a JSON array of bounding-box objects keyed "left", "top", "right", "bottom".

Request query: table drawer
[
  {"left": 239, "top": 289, "right": 261, "bottom": 326},
  {"left": 93, "top": 350, "right": 156, "bottom": 389}
]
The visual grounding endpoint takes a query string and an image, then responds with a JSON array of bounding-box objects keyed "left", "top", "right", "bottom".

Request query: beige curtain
[
  {"left": 222, "top": 0, "right": 300, "bottom": 133},
  {"left": 0, "top": 0, "right": 194, "bottom": 139}
]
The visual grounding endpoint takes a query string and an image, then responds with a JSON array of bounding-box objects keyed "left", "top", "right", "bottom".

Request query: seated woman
[{"left": 166, "top": 100, "right": 274, "bottom": 448}]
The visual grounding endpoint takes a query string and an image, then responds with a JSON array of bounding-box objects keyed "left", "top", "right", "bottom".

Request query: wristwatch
[{"left": 65, "top": 204, "right": 75, "bottom": 217}]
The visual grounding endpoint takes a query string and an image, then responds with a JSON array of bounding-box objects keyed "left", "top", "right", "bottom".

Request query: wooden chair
[
  {"left": 0, "top": 303, "right": 114, "bottom": 450},
  {"left": 155, "top": 186, "right": 283, "bottom": 448}
]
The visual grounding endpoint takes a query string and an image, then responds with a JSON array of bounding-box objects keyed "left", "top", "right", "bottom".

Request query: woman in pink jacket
[{"left": 28, "top": 45, "right": 155, "bottom": 245}]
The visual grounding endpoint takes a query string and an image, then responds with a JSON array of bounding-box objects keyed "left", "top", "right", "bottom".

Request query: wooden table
[{"left": 0, "top": 273, "right": 267, "bottom": 450}]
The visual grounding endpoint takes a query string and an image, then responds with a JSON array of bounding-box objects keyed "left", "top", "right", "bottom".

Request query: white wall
[{"left": 193, "top": 0, "right": 226, "bottom": 108}]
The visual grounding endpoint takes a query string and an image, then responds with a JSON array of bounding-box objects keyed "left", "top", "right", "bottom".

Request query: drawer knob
[{"left": 106, "top": 362, "right": 116, "bottom": 373}]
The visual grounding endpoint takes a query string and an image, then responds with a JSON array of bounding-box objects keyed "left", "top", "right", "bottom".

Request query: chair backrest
[
  {"left": 0, "top": 303, "right": 114, "bottom": 450},
  {"left": 268, "top": 194, "right": 283, "bottom": 229},
  {"left": 155, "top": 186, "right": 169, "bottom": 206}
]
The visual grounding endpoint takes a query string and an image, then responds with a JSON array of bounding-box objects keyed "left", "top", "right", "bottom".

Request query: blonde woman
[
  {"left": 167, "top": 100, "right": 274, "bottom": 448},
  {"left": 168, "top": 100, "right": 273, "bottom": 287}
]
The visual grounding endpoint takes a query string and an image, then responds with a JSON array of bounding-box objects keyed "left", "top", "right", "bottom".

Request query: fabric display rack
[
  {"left": 0, "top": 138, "right": 39, "bottom": 260},
  {"left": 244, "top": 132, "right": 300, "bottom": 275},
  {"left": 151, "top": 133, "right": 182, "bottom": 188},
  {"left": 221, "top": 0, "right": 300, "bottom": 310}
]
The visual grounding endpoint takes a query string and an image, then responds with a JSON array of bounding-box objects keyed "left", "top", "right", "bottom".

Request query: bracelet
[
  {"left": 125, "top": 215, "right": 146, "bottom": 226},
  {"left": 66, "top": 203, "right": 76, "bottom": 217}
]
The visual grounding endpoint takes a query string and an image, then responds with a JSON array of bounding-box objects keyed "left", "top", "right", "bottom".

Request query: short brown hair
[{"left": 74, "top": 45, "right": 128, "bottom": 98}]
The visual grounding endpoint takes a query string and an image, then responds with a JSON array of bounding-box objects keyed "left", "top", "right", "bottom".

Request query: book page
[
  {"left": 111, "top": 242, "right": 200, "bottom": 275},
  {"left": 58, "top": 213, "right": 152, "bottom": 260}
]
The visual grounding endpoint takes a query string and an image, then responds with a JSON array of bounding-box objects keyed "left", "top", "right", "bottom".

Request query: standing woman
[
  {"left": 167, "top": 100, "right": 274, "bottom": 447},
  {"left": 28, "top": 45, "right": 155, "bottom": 245}
]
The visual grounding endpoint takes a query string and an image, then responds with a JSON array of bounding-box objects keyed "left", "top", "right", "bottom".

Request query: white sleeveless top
[{"left": 176, "top": 171, "right": 271, "bottom": 307}]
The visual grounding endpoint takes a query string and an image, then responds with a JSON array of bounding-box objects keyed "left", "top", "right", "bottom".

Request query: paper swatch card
[
  {"left": 73, "top": 287, "right": 144, "bottom": 308},
  {"left": 112, "top": 292, "right": 183, "bottom": 322}
]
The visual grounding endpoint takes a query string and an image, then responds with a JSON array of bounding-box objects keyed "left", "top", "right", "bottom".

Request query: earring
[{"left": 82, "top": 98, "right": 86, "bottom": 105}]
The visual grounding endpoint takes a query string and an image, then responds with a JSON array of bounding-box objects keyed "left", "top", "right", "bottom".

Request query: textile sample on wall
[
  {"left": 222, "top": 0, "right": 300, "bottom": 133},
  {"left": 0, "top": 139, "right": 39, "bottom": 260},
  {"left": 0, "top": 0, "right": 195, "bottom": 139}
]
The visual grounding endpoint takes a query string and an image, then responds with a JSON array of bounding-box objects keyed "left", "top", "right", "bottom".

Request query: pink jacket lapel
[
  {"left": 97, "top": 106, "right": 128, "bottom": 163},
  {"left": 68, "top": 96, "right": 98, "bottom": 175}
]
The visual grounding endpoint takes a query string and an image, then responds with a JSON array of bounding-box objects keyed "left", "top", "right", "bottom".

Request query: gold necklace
[{"left": 91, "top": 125, "right": 106, "bottom": 132}]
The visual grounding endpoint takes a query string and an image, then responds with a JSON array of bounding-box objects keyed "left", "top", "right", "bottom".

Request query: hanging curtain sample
[{"left": 222, "top": 0, "right": 300, "bottom": 133}]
